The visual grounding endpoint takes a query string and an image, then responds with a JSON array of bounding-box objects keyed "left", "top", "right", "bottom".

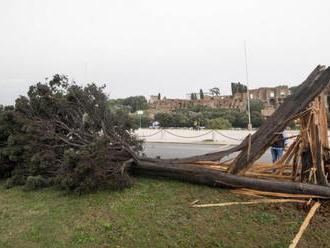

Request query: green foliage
[
  {"left": 122, "top": 96, "right": 148, "bottom": 113},
  {"left": 209, "top": 87, "right": 220, "bottom": 96},
  {"left": 231, "top": 82, "right": 247, "bottom": 94},
  {"left": 249, "top": 99, "right": 264, "bottom": 113},
  {"left": 154, "top": 112, "right": 192, "bottom": 128},
  {"left": 190, "top": 93, "right": 198, "bottom": 100},
  {"left": 251, "top": 111, "right": 264, "bottom": 127},
  {"left": 5, "top": 173, "right": 26, "bottom": 189},
  {"left": 108, "top": 96, "right": 148, "bottom": 113},
  {"left": 206, "top": 117, "right": 231, "bottom": 130},
  {"left": 154, "top": 113, "right": 172, "bottom": 127},
  {"left": 231, "top": 112, "right": 249, "bottom": 128},
  {"left": 0, "top": 75, "right": 140, "bottom": 193},
  {"left": 157, "top": 107, "right": 252, "bottom": 129},
  {"left": 130, "top": 114, "right": 152, "bottom": 128},
  {"left": 199, "top": 89, "right": 204, "bottom": 99},
  {"left": 184, "top": 104, "right": 205, "bottom": 113},
  {"left": 108, "top": 98, "right": 126, "bottom": 111},
  {"left": 56, "top": 139, "right": 133, "bottom": 193},
  {"left": 25, "top": 175, "right": 49, "bottom": 190}
]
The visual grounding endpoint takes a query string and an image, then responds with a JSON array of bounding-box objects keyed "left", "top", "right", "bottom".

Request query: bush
[
  {"left": 206, "top": 117, "right": 232, "bottom": 130},
  {"left": 249, "top": 99, "right": 264, "bottom": 113},
  {"left": 154, "top": 112, "right": 193, "bottom": 128},
  {"left": 231, "top": 112, "right": 249, "bottom": 128},
  {"left": 251, "top": 111, "right": 264, "bottom": 127},
  {"left": 5, "top": 172, "right": 26, "bottom": 189},
  {"left": 25, "top": 175, "right": 49, "bottom": 190},
  {"left": 130, "top": 114, "right": 151, "bottom": 128},
  {"left": 122, "top": 96, "right": 148, "bottom": 113}
]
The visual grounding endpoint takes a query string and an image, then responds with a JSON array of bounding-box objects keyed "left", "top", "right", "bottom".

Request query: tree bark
[{"left": 133, "top": 159, "right": 330, "bottom": 198}]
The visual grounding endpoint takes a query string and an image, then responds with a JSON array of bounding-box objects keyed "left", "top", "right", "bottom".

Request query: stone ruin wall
[{"left": 149, "top": 85, "right": 291, "bottom": 116}]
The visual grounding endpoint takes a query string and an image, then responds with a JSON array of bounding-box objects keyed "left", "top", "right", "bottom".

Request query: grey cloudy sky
[{"left": 0, "top": 0, "right": 329, "bottom": 104}]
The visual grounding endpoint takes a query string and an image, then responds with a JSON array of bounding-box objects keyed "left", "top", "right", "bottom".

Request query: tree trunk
[{"left": 133, "top": 159, "right": 330, "bottom": 198}]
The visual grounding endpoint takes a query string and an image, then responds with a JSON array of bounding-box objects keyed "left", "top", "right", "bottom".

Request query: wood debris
[
  {"left": 231, "top": 188, "right": 329, "bottom": 199},
  {"left": 289, "top": 202, "right": 321, "bottom": 248},
  {"left": 192, "top": 199, "right": 306, "bottom": 208},
  {"left": 134, "top": 65, "right": 330, "bottom": 198}
]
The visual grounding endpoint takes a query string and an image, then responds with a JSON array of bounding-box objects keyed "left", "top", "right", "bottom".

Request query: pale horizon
[{"left": 1, "top": 0, "right": 329, "bottom": 104}]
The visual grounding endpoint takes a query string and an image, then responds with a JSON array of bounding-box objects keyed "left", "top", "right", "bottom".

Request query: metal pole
[
  {"left": 139, "top": 114, "right": 142, "bottom": 129},
  {"left": 244, "top": 41, "right": 252, "bottom": 131}
]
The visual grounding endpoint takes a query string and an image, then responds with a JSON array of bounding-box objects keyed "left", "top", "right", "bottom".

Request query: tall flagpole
[{"left": 244, "top": 41, "right": 252, "bottom": 131}]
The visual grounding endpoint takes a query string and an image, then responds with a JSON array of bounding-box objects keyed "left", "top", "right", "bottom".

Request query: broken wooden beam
[
  {"left": 133, "top": 159, "right": 330, "bottom": 198},
  {"left": 230, "top": 65, "right": 330, "bottom": 175},
  {"left": 231, "top": 188, "right": 329, "bottom": 199}
]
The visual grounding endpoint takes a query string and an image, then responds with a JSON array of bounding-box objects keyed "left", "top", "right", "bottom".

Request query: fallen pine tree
[
  {"left": 0, "top": 75, "right": 141, "bottom": 193},
  {"left": 1, "top": 66, "right": 330, "bottom": 197}
]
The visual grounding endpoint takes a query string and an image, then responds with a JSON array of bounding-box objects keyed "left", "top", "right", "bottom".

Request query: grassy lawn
[{"left": 0, "top": 177, "right": 329, "bottom": 248}]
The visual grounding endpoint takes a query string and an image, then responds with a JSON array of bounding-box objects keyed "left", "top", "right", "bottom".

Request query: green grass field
[{"left": 0, "top": 177, "right": 329, "bottom": 248}]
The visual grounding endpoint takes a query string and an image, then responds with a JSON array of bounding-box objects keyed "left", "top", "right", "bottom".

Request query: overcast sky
[{"left": 0, "top": 0, "right": 329, "bottom": 104}]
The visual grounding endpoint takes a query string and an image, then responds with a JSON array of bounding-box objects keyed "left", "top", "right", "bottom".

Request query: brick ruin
[{"left": 149, "top": 85, "right": 290, "bottom": 117}]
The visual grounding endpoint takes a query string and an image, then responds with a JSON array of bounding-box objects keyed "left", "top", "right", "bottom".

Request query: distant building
[
  {"left": 148, "top": 85, "right": 291, "bottom": 116},
  {"left": 149, "top": 95, "right": 160, "bottom": 104},
  {"left": 249, "top": 85, "right": 290, "bottom": 108}
]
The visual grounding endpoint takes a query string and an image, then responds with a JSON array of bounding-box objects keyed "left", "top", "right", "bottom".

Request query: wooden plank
[
  {"left": 192, "top": 199, "right": 306, "bottom": 208},
  {"left": 289, "top": 202, "right": 321, "bottom": 248},
  {"left": 231, "top": 188, "right": 329, "bottom": 199}
]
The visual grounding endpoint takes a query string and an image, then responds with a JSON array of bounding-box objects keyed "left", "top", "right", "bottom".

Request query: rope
[
  {"left": 138, "top": 129, "right": 163, "bottom": 138},
  {"left": 139, "top": 129, "right": 248, "bottom": 141},
  {"left": 215, "top": 130, "right": 244, "bottom": 141},
  {"left": 139, "top": 128, "right": 330, "bottom": 142},
  {"left": 163, "top": 129, "right": 213, "bottom": 139}
]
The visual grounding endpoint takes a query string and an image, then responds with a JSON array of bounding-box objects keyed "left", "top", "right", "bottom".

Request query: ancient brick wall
[{"left": 149, "top": 85, "right": 290, "bottom": 114}]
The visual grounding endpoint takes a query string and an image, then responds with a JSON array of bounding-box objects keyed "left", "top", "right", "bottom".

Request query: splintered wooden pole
[
  {"left": 229, "top": 65, "right": 330, "bottom": 175},
  {"left": 315, "top": 93, "right": 328, "bottom": 185},
  {"left": 300, "top": 94, "right": 328, "bottom": 185},
  {"left": 300, "top": 110, "right": 314, "bottom": 182},
  {"left": 318, "top": 93, "right": 329, "bottom": 146},
  {"left": 276, "top": 137, "right": 301, "bottom": 175}
]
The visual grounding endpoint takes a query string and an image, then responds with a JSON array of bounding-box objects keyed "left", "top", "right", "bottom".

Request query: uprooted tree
[
  {"left": 0, "top": 75, "right": 141, "bottom": 193},
  {"left": 2, "top": 66, "right": 330, "bottom": 198}
]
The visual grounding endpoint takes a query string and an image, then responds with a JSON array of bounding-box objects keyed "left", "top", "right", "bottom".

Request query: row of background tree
[
  {"left": 108, "top": 96, "right": 265, "bottom": 129},
  {"left": 192, "top": 84, "right": 246, "bottom": 100}
]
